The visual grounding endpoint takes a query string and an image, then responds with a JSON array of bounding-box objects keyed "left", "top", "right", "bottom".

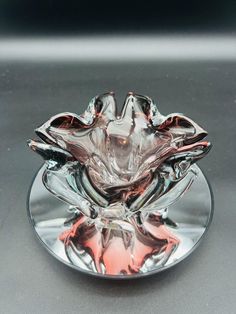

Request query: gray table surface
[{"left": 0, "top": 60, "right": 236, "bottom": 314}]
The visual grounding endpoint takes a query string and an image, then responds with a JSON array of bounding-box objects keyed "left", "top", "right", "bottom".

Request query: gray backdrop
[{"left": 0, "top": 60, "right": 235, "bottom": 314}]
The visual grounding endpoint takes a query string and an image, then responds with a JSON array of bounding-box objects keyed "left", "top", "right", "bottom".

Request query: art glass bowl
[{"left": 27, "top": 92, "right": 213, "bottom": 279}]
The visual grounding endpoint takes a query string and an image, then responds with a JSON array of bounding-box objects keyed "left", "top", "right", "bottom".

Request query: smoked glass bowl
[{"left": 27, "top": 92, "right": 213, "bottom": 279}]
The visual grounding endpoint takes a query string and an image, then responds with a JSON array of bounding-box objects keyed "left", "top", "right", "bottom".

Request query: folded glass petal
[{"left": 28, "top": 92, "right": 211, "bottom": 275}]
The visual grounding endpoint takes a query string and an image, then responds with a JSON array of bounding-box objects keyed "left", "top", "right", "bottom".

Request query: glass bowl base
[{"left": 27, "top": 164, "right": 213, "bottom": 279}]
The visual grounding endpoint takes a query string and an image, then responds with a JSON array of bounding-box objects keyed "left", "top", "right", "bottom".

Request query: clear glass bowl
[{"left": 28, "top": 92, "right": 213, "bottom": 278}]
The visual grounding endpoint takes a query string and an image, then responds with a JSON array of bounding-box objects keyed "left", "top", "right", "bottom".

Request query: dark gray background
[
  {"left": 0, "top": 59, "right": 235, "bottom": 313},
  {"left": 0, "top": 0, "right": 236, "bottom": 35}
]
